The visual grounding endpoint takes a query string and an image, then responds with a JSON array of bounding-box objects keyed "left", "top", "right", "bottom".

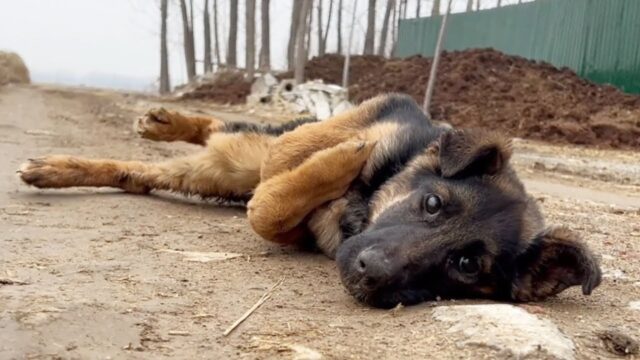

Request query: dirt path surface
[{"left": 1, "top": 85, "right": 639, "bottom": 359}]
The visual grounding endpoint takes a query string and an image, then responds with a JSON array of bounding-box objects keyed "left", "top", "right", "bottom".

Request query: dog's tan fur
[{"left": 19, "top": 96, "right": 395, "bottom": 247}]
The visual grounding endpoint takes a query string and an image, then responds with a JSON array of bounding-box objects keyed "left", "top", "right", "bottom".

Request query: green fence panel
[{"left": 395, "top": 0, "right": 640, "bottom": 93}]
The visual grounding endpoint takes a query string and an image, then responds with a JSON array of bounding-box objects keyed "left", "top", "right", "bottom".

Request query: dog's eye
[
  {"left": 423, "top": 194, "right": 442, "bottom": 214},
  {"left": 458, "top": 256, "right": 480, "bottom": 275}
]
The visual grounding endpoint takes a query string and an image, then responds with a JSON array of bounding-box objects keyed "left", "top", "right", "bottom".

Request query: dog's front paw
[{"left": 134, "top": 108, "right": 178, "bottom": 141}]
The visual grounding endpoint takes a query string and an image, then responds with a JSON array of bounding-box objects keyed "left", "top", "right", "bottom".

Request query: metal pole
[
  {"left": 422, "top": 0, "right": 452, "bottom": 118},
  {"left": 342, "top": 0, "right": 359, "bottom": 88}
]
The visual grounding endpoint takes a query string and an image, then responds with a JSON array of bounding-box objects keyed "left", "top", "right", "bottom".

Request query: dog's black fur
[{"left": 234, "top": 95, "right": 602, "bottom": 308}]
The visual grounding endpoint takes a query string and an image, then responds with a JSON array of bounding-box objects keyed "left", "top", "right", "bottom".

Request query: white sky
[{"left": 0, "top": 0, "right": 523, "bottom": 91}]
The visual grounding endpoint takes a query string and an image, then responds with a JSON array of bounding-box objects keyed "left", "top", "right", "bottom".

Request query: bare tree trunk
[
  {"left": 377, "top": 0, "right": 395, "bottom": 56},
  {"left": 466, "top": 0, "right": 473, "bottom": 11},
  {"left": 227, "top": 0, "right": 238, "bottom": 67},
  {"left": 321, "top": 0, "right": 333, "bottom": 56},
  {"left": 476, "top": 0, "right": 481, "bottom": 11},
  {"left": 213, "top": 0, "right": 222, "bottom": 67},
  {"left": 180, "top": 0, "right": 196, "bottom": 81},
  {"left": 432, "top": 0, "right": 441, "bottom": 16},
  {"left": 391, "top": 0, "right": 405, "bottom": 56},
  {"left": 342, "top": 0, "right": 358, "bottom": 88},
  {"left": 287, "top": 0, "right": 302, "bottom": 70},
  {"left": 316, "top": 0, "right": 323, "bottom": 56},
  {"left": 306, "top": 0, "right": 313, "bottom": 59},
  {"left": 415, "top": 0, "right": 420, "bottom": 17},
  {"left": 189, "top": 0, "right": 195, "bottom": 73},
  {"left": 363, "top": 0, "right": 376, "bottom": 55},
  {"left": 160, "top": 0, "right": 171, "bottom": 94},
  {"left": 389, "top": 0, "right": 398, "bottom": 56},
  {"left": 259, "top": 0, "right": 271, "bottom": 70},
  {"left": 295, "top": 0, "right": 312, "bottom": 84},
  {"left": 497, "top": 0, "right": 502, "bottom": 7},
  {"left": 336, "top": 0, "right": 343, "bottom": 53},
  {"left": 246, "top": 0, "right": 256, "bottom": 79},
  {"left": 203, "top": 0, "right": 213, "bottom": 73}
]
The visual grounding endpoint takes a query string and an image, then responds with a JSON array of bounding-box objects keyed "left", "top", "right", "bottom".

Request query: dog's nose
[{"left": 355, "top": 247, "right": 391, "bottom": 288}]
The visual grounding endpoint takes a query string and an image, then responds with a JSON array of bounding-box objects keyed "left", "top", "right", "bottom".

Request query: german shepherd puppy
[{"left": 18, "top": 94, "right": 601, "bottom": 308}]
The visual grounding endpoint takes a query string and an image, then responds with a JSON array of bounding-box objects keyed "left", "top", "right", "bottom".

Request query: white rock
[
  {"left": 602, "top": 267, "right": 628, "bottom": 280},
  {"left": 250, "top": 73, "right": 278, "bottom": 95},
  {"left": 332, "top": 100, "right": 354, "bottom": 116},
  {"left": 309, "top": 92, "right": 332, "bottom": 120},
  {"left": 630, "top": 301, "right": 640, "bottom": 311},
  {"left": 433, "top": 304, "right": 575, "bottom": 360}
]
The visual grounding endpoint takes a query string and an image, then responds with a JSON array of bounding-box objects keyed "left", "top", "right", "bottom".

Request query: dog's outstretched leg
[
  {"left": 247, "top": 140, "right": 376, "bottom": 244},
  {"left": 135, "top": 108, "right": 318, "bottom": 146},
  {"left": 19, "top": 132, "right": 272, "bottom": 199},
  {"left": 134, "top": 108, "right": 225, "bottom": 145}
]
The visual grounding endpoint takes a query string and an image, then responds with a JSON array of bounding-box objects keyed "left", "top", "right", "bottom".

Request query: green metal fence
[{"left": 395, "top": 0, "right": 640, "bottom": 94}]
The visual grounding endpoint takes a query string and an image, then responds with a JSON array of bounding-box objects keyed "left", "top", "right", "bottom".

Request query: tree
[
  {"left": 497, "top": 0, "right": 502, "bottom": 6},
  {"left": 259, "top": 0, "right": 271, "bottom": 70},
  {"left": 246, "top": 0, "right": 256, "bottom": 80},
  {"left": 377, "top": 0, "right": 395, "bottom": 56},
  {"left": 316, "top": 0, "right": 323, "bottom": 56},
  {"left": 287, "top": 0, "right": 303, "bottom": 70},
  {"left": 227, "top": 0, "right": 238, "bottom": 67},
  {"left": 432, "top": 0, "right": 441, "bottom": 16},
  {"left": 336, "top": 0, "right": 343, "bottom": 53},
  {"left": 306, "top": 0, "right": 313, "bottom": 59},
  {"left": 402, "top": 0, "right": 408, "bottom": 18},
  {"left": 391, "top": 0, "right": 406, "bottom": 55},
  {"left": 415, "top": 0, "right": 420, "bottom": 17},
  {"left": 294, "top": 0, "right": 312, "bottom": 84},
  {"left": 363, "top": 0, "right": 376, "bottom": 55},
  {"left": 389, "top": 0, "right": 398, "bottom": 56},
  {"left": 320, "top": 0, "right": 334, "bottom": 56},
  {"left": 466, "top": 0, "right": 473, "bottom": 11},
  {"left": 476, "top": 0, "right": 481, "bottom": 11},
  {"left": 342, "top": 0, "right": 358, "bottom": 87},
  {"left": 180, "top": 0, "right": 196, "bottom": 81},
  {"left": 160, "top": 0, "right": 171, "bottom": 94},
  {"left": 203, "top": 0, "right": 213, "bottom": 73},
  {"left": 213, "top": 0, "right": 222, "bottom": 66}
]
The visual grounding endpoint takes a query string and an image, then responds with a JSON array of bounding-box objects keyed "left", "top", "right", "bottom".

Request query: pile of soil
[
  {"left": 0, "top": 51, "right": 30, "bottom": 86},
  {"left": 180, "top": 71, "right": 251, "bottom": 104},
  {"left": 307, "top": 50, "right": 640, "bottom": 149}
]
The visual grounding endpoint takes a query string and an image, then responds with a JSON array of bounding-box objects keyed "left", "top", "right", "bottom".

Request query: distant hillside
[{"left": 31, "top": 70, "right": 156, "bottom": 92}]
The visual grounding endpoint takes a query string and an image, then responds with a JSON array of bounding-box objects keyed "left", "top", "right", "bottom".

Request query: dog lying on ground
[{"left": 18, "top": 94, "right": 601, "bottom": 308}]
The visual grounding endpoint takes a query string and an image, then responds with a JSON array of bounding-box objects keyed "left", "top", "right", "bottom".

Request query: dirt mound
[
  {"left": 0, "top": 51, "right": 30, "bottom": 86},
  {"left": 305, "top": 50, "right": 640, "bottom": 149},
  {"left": 180, "top": 70, "right": 251, "bottom": 104}
]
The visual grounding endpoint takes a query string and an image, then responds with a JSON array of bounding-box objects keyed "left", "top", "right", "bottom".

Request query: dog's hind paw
[{"left": 18, "top": 156, "right": 80, "bottom": 189}]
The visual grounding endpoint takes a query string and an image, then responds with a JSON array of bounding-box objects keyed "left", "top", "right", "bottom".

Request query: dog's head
[{"left": 336, "top": 129, "right": 601, "bottom": 308}]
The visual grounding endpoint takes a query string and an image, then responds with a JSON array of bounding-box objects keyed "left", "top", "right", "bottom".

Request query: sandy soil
[{"left": 1, "top": 84, "right": 639, "bottom": 359}]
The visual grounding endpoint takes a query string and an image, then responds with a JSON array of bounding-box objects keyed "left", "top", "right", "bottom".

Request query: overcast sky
[{"left": 0, "top": 0, "right": 521, "bottom": 91}]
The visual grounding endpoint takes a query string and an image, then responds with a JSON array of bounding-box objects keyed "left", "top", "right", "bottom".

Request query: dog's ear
[
  {"left": 511, "top": 227, "right": 602, "bottom": 302},
  {"left": 438, "top": 129, "right": 512, "bottom": 178}
]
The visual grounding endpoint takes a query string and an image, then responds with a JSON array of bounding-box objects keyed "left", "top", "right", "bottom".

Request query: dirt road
[{"left": 1, "top": 85, "right": 639, "bottom": 359}]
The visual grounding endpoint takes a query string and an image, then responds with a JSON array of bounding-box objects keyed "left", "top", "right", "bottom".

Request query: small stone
[
  {"left": 597, "top": 329, "right": 639, "bottom": 356},
  {"left": 433, "top": 304, "right": 574, "bottom": 359}
]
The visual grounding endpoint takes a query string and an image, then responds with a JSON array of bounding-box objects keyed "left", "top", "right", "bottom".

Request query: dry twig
[{"left": 223, "top": 278, "right": 285, "bottom": 336}]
